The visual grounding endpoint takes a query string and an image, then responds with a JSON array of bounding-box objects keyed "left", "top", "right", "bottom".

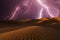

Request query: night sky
[{"left": 0, "top": 0, "right": 60, "bottom": 20}]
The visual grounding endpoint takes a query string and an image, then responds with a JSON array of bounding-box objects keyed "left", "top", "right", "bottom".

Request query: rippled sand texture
[{"left": 0, "top": 26, "right": 60, "bottom": 40}]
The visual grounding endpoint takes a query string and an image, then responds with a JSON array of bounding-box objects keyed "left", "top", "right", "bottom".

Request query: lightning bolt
[
  {"left": 9, "top": 6, "right": 20, "bottom": 20},
  {"left": 37, "top": 0, "right": 59, "bottom": 18},
  {"left": 39, "top": 7, "right": 44, "bottom": 18},
  {"left": 9, "top": 0, "right": 32, "bottom": 20}
]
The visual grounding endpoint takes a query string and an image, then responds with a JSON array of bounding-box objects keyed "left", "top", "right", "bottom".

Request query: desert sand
[{"left": 0, "top": 26, "right": 60, "bottom": 40}]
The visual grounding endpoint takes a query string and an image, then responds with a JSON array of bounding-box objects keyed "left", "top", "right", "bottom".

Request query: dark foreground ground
[{"left": 0, "top": 18, "right": 60, "bottom": 40}]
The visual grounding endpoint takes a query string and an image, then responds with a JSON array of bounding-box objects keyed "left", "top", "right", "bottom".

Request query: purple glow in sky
[
  {"left": 9, "top": 0, "right": 34, "bottom": 20},
  {"left": 9, "top": 0, "right": 60, "bottom": 20},
  {"left": 0, "top": 0, "right": 60, "bottom": 20},
  {"left": 37, "top": 0, "right": 59, "bottom": 18}
]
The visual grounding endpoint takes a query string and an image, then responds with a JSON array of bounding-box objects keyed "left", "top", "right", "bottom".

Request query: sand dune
[
  {"left": 0, "top": 26, "right": 60, "bottom": 40},
  {"left": 0, "top": 18, "right": 60, "bottom": 40}
]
